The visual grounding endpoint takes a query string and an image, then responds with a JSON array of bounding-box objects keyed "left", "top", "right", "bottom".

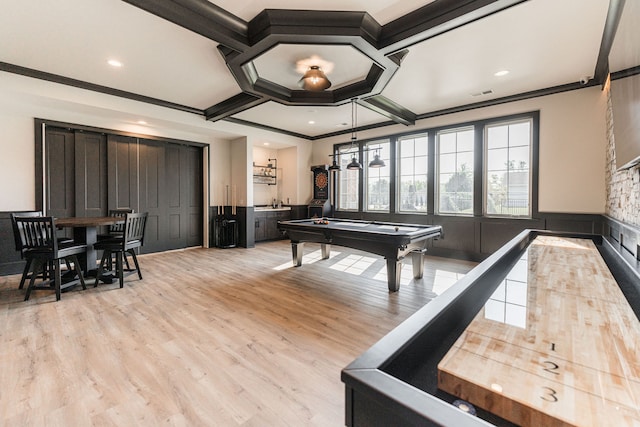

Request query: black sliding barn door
[
  {"left": 185, "top": 145, "right": 203, "bottom": 247},
  {"left": 45, "top": 128, "right": 75, "bottom": 219},
  {"left": 44, "top": 126, "right": 203, "bottom": 254},
  {"left": 137, "top": 139, "right": 165, "bottom": 253},
  {"left": 138, "top": 140, "right": 203, "bottom": 252},
  {"left": 107, "top": 134, "right": 138, "bottom": 211},
  {"left": 75, "top": 131, "right": 107, "bottom": 217}
]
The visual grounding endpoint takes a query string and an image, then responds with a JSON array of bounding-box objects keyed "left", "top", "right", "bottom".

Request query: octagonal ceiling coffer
[{"left": 209, "top": 9, "right": 416, "bottom": 125}]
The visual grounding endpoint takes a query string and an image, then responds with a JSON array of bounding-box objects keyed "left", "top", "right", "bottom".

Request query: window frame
[
  {"left": 483, "top": 117, "right": 534, "bottom": 218},
  {"left": 332, "top": 111, "right": 539, "bottom": 219},
  {"left": 364, "top": 139, "right": 391, "bottom": 213},
  {"left": 335, "top": 144, "right": 361, "bottom": 212},
  {"left": 435, "top": 126, "right": 476, "bottom": 216},
  {"left": 396, "top": 132, "right": 429, "bottom": 214}
]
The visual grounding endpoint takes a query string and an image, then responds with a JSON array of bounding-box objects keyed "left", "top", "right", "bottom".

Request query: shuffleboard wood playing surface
[{"left": 437, "top": 236, "right": 640, "bottom": 426}]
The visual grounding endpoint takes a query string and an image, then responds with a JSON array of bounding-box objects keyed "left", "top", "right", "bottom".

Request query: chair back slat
[
  {"left": 10, "top": 211, "right": 43, "bottom": 252},
  {"left": 124, "top": 212, "right": 148, "bottom": 246},
  {"left": 14, "top": 217, "right": 56, "bottom": 252},
  {"left": 108, "top": 208, "right": 133, "bottom": 233}
]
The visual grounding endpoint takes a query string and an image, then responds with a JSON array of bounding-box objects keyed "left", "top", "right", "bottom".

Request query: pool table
[{"left": 277, "top": 218, "right": 443, "bottom": 292}]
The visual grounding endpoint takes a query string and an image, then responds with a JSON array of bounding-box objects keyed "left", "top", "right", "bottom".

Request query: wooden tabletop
[{"left": 55, "top": 216, "right": 123, "bottom": 228}]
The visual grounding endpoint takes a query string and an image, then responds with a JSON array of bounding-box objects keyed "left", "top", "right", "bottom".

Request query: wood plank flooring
[{"left": 0, "top": 240, "right": 475, "bottom": 426}]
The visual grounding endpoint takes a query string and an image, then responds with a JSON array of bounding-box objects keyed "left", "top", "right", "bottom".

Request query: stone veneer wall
[{"left": 605, "top": 85, "right": 640, "bottom": 227}]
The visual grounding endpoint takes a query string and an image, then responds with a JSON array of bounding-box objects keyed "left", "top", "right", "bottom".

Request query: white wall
[
  {"left": 278, "top": 146, "right": 298, "bottom": 205},
  {"left": 0, "top": 72, "right": 307, "bottom": 211},
  {"left": 0, "top": 71, "right": 608, "bottom": 215},
  {"left": 252, "top": 146, "right": 278, "bottom": 206},
  {"left": 312, "top": 86, "right": 608, "bottom": 214}
]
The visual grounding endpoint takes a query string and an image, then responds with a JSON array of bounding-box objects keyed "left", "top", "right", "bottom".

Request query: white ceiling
[{"left": 0, "top": 0, "right": 636, "bottom": 140}]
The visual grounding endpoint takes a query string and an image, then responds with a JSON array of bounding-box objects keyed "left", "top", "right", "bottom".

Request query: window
[
  {"left": 332, "top": 111, "right": 537, "bottom": 218},
  {"left": 485, "top": 119, "right": 532, "bottom": 217},
  {"left": 437, "top": 127, "right": 474, "bottom": 215},
  {"left": 398, "top": 133, "right": 428, "bottom": 212},
  {"left": 337, "top": 145, "right": 359, "bottom": 211},
  {"left": 365, "top": 140, "right": 390, "bottom": 212}
]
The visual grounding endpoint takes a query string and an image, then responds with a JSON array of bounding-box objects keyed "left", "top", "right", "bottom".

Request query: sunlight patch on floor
[
  {"left": 432, "top": 269, "right": 467, "bottom": 295},
  {"left": 330, "top": 254, "right": 377, "bottom": 275},
  {"left": 272, "top": 250, "right": 342, "bottom": 271}
]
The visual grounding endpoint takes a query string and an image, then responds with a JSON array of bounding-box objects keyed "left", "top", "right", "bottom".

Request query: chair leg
[
  {"left": 116, "top": 251, "right": 124, "bottom": 288},
  {"left": 94, "top": 250, "right": 109, "bottom": 287},
  {"left": 71, "top": 256, "right": 86, "bottom": 290},
  {"left": 54, "top": 259, "right": 62, "bottom": 301},
  {"left": 24, "top": 259, "right": 42, "bottom": 301},
  {"left": 18, "top": 258, "right": 33, "bottom": 289},
  {"left": 123, "top": 252, "right": 131, "bottom": 271},
  {"left": 128, "top": 249, "right": 143, "bottom": 280}
]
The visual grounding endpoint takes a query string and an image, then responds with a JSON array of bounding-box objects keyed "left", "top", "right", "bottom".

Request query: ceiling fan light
[
  {"left": 369, "top": 153, "right": 385, "bottom": 168},
  {"left": 347, "top": 156, "right": 362, "bottom": 170},
  {"left": 298, "top": 66, "right": 331, "bottom": 91}
]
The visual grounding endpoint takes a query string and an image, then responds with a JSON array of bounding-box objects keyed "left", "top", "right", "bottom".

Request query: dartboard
[{"left": 315, "top": 171, "right": 328, "bottom": 189}]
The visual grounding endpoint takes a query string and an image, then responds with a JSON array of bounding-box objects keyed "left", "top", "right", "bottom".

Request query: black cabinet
[{"left": 255, "top": 209, "right": 290, "bottom": 241}]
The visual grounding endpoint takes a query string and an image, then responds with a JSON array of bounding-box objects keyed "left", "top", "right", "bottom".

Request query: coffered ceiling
[{"left": 0, "top": 0, "right": 636, "bottom": 140}]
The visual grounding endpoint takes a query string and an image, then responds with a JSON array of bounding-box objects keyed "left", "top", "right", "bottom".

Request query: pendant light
[
  {"left": 298, "top": 66, "right": 332, "bottom": 91},
  {"left": 369, "top": 147, "right": 386, "bottom": 168},
  {"left": 346, "top": 99, "right": 362, "bottom": 170}
]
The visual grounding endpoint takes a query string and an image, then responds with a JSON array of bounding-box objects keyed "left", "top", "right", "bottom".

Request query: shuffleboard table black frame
[
  {"left": 277, "top": 218, "right": 443, "bottom": 292},
  {"left": 341, "top": 229, "right": 640, "bottom": 427}
]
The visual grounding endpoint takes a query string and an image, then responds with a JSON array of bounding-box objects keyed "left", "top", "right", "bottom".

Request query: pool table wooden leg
[
  {"left": 320, "top": 243, "right": 331, "bottom": 259},
  {"left": 386, "top": 258, "right": 401, "bottom": 292},
  {"left": 412, "top": 249, "right": 426, "bottom": 279},
  {"left": 292, "top": 242, "right": 304, "bottom": 267}
]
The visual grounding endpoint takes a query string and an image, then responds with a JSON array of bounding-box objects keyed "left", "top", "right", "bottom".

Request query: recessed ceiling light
[
  {"left": 137, "top": 120, "right": 147, "bottom": 125},
  {"left": 108, "top": 59, "right": 123, "bottom": 68},
  {"left": 308, "top": 120, "right": 315, "bottom": 125},
  {"left": 494, "top": 70, "right": 509, "bottom": 77},
  {"left": 263, "top": 142, "right": 270, "bottom": 146}
]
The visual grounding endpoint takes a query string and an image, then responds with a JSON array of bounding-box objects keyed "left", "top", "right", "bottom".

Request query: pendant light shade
[
  {"left": 369, "top": 152, "right": 386, "bottom": 168},
  {"left": 328, "top": 158, "right": 341, "bottom": 171},
  {"left": 298, "top": 66, "right": 331, "bottom": 91},
  {"left": 347, "top": 155, "right": 363, "bottom": 170}
]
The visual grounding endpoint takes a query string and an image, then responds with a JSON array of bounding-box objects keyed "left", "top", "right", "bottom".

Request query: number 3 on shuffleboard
[{"left": 541, "top": 386, "right": 558, "bottom": 402}]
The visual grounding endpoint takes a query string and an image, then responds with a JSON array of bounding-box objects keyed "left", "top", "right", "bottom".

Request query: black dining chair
[
  {"left": 97, "top": 208, "right": 134, "bottom": 271},
  {"left": 15, "top": 216, "right": 87, "bottom": 301},
  {"left": 97, "top": 208, "right": 134, "bottom": 241},
  {"left": 10, "top": 211, "right": 73, "bottom": 289},
  {"left": 94, "top": 212, "right": 148, "bottom": 288}
]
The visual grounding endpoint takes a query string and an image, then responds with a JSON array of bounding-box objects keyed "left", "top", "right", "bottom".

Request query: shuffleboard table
[
  {"left": 341, "top": 229, "right": 640, "bottom": 426},
  {"left": 277, "top": 218, "right": 442, "bottom": 292}
]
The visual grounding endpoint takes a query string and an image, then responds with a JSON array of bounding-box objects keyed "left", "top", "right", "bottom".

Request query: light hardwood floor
[{"left": 0, "top": 240, "right": 476, "bottom": 426}]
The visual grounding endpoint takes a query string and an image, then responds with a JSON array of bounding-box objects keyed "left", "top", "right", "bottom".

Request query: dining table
[{"left": 55, "top": 216, "right": 124, "bottom": 276}]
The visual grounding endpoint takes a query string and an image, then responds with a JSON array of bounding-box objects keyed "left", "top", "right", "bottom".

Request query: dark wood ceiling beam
[
  {"left": 593, "top": 0, "right": 626, "bottom": 86},
  {"left": 0, "top": 61, "right": 203, "bottom": 116},
  {"left": 204, "top": 93, "right": 267, "bottom": 121},
  {"left": 360, "top": 95, "right": 416, "bottom": 126},
  {"left": 121, "top": 0, "right": 249, "bottom": 52},
  {"left": 248, "top": 10, "right": 381, "bottom": 48},
  {"left": 378, "top": 0, "right": 527, "bottom": 54}
]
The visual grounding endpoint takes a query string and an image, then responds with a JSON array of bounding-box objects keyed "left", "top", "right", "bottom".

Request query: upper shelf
[{"left": 253, "top": 164, "right": 276, "bottom": 185}]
